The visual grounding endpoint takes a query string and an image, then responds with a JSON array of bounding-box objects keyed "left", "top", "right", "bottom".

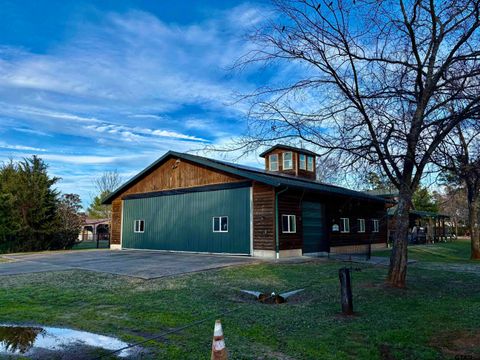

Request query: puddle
[{"left": 0, "top": 324, "right": 136, "bottom": 358}]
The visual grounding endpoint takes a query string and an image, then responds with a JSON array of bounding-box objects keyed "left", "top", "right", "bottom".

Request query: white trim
[
  {"left": 134, "top": 219, "right": 145, "bottom": 233},
  {"left": 357, "top": 218, "right": 366, "bottom": 233},
  {"left": 213, "top": 216, "right": 228, "bottom": 232},
  {"left": 283, "top": 152, "right": 293, "bottom": 170},
  {"left": 269, "top": 154, "right": 279, "bottom": 171},
  {"left": 299, "top": 154, "right": 306, "bottom": 170},
  {"left": 372, "top": 219, "right": 380, "bottom": 233},
  {"left": 120, "top": 248, "right": 251, "bottom": 256},
  {"left": 119, "top": 200, "right": 124, "bottom": 249},
  {"left": 307, "top": 156, "right": 314, "bottom": 171},
  {"left": 282, "top": 214, "right": 297, "bottom": 233},
  {"left": 340, "top": 218, "right": 350, "bottom": 233}
]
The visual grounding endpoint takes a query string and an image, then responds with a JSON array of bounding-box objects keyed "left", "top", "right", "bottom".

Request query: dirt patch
[{"left": 431, "top": 331, "right": 480, "bottom": 359}]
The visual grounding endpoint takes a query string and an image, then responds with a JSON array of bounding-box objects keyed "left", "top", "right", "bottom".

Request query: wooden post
[{"left": 339, "top": 268, "right": 353, "bottom": 315}]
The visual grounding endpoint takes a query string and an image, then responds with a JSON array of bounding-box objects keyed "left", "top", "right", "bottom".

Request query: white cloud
[{"left": 0, "top": 143, "right": 47, "bottom": 152}]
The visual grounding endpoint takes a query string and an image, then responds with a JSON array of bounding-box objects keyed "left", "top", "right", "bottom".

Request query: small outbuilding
[{"left": 103, "top": 145, "right": 387, "bottom": 258}]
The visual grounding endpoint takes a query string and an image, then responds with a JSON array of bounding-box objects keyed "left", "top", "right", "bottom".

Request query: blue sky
[{"left": 0, "top": 0, "right": 280, "bottom": 208}]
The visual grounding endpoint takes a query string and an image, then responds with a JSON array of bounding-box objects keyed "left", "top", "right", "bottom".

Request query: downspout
[{"left": 275, "top": 187, "right": 289, "bottom": 259}]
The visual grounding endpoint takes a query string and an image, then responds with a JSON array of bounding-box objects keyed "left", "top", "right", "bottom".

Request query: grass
[
  {"left": 373, "top": 238, "right": 476, "bottom": 263},
  {"left": 0, "top": 256, "right": 479, "bottom": 359}
]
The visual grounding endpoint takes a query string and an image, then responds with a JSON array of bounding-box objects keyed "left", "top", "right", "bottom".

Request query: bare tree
[
  {"left": 434, "top": 122, "right": 480, "bottom": 258},
  {"left": 235, "top": 0, "right": 480, "bottom": 287},
  {"left": 88, "top": 170, "right": 122, "bottom": 221},
  {"left": 94, "top": 170, "right": 122, "bottom": 196}
]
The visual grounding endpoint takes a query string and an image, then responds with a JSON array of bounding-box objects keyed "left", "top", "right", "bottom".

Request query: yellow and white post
[{"left": 211, "top": 319, "right": 227, "bottom": 360}]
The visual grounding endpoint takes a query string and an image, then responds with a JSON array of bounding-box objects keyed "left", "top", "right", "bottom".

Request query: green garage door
[
  {"left": 302, "top": 201, "right": 328, "bottom": 253},
  {"left": 121, "top": 186, "right": 251, "bottom": 254}
]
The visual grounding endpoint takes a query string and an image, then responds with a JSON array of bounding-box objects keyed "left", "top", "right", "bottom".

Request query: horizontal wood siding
[
  {"left": 252, "top": 182, "right": 275, "bottom": 250},
  {"left": 278, "top": 190, "right": 303, "bottom": 250},
  {"left": 276, "top": 190, "right": 387, "bottom": 251},
  {"left": 111, "top": 199, "right": 122, "bottom": 245},
  {"left": 109, "top": 157, "right": 245, "bottom": 246},
  {"left": 327, "top": 198, "right": 387, "bottom": 247}
]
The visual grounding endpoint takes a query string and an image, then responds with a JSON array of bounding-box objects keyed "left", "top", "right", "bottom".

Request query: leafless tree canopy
[
  {"left": 236, "top": 0, "right": 480, "bottom": 286},
  {"left": 239, "top": 0, "right": 480, "bottom": 191},
  {"left": 94, "top": 170, "right": 122, "bottom": 196}
]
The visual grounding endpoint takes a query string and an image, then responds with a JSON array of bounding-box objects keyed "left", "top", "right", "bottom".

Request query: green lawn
[
  {"left": 373, "top": 238, "right": 476, "bottom": 263},
  {"left": 0, "top": 257, "right": 479, "bottom": 359}
]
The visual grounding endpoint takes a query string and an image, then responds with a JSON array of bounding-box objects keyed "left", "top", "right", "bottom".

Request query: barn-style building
[{"left": 103, "top": 145, "right": 387, "bottom": 258}]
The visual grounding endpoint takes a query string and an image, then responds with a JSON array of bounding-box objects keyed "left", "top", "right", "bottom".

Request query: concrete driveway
[{"left": 0, "top": 250, "right": 258, "bottom": 279}]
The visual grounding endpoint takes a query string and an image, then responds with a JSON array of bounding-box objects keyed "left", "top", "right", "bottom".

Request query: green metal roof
[
  {"left": 102, "top": 151, "right": 386, "bottom": 204},
  {"left": 259, "top": 144, "right": 317, "bottom": 158}
]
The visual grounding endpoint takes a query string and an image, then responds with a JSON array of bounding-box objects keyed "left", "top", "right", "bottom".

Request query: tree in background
[
  {"left": 0, "top": 157, "right": 83, "bottom": 253},
  {"left": 51, "top": 194, "right": 84, "bottom": 250},
  {"left": 434, "top": 123, "right": 480, "bottom": 259},
  {"left": 435, "top": 186, "right": 469, "bottom": 237},
  {"left": 412, "top": 187, "right": 439, "bottom": 213},
  {"left": 87, "top": 171, "right": 121, "bottom": 220},
  {"left": 236, "top": 0, "right": 480, "bottom": 287}
]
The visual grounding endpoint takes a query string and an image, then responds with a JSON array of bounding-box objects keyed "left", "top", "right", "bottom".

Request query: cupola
[{"left": 259, "top": 145, "right": 317, "bottom": 180}]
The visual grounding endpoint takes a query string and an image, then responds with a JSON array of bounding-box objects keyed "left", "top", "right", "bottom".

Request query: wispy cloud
[{"left": 0, "top": 2, "right": 272, "bottom": 207}]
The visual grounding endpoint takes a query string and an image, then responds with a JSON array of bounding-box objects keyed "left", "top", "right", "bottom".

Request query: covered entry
[
  {"left": 121, "top": 184, "right": 251, "bottom": 254},
  {"left": 302, "top": 201, "right": 329, "bottom": 253}
]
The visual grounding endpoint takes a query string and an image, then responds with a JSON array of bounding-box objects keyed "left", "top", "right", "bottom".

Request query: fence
[{"left": 73, "top": 234, "right": 110, "bottom": 250}]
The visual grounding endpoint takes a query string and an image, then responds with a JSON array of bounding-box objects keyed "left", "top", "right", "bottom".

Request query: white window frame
[
  {"left": 340, "top": 218, "right": 350, "bottom": 233},
  {"left": 269, "top": 154, "right": 279, "bottom": 171},
  {"left": 213, "top": 216, "right": 228, "bottom": 233},
  {"left": 134, "top": 219, "right": 145, "bottom": 233},
  {"left": 282, "top": 214, "right": 297, "bottom": 233},
  {"left": 372, "top": 219, "right": 380, "bottom": 233},
  {"left": 299, "top": 154, "right": 306, "bottom": 170},
  {"left": 307, "top": 156, "right": 314, "bottom": 171},
  {"left": 283, "top": 152, "right": 293, "bottom": 170},
  {"left": 357, "top": 218, "right": 366, "bottom": 233}
]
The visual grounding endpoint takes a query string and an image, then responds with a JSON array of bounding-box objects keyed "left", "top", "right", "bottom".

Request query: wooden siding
[
  {"left": 109, "top": 157, "right": 244, "bottom": 245},
  {"left": 276, "top": 189, "right": 387, "bottom": 252},
  {"left": 252, "top": 182, "right": 275, "bottom": 250},
  {"left": 264, "top": 149, "right": 316, "bottom": 180},
  {"left": 278, "top": 191, "right": 303, "bottom": 250}
]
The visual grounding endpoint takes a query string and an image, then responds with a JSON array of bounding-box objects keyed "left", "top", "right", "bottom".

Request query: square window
[
  {"left": 299, "top": 154, "right": 306, "bottom": 170},
  {"left": 269, "top": 154, "right": 279, "bottom": 171},
  {"left": 213, "top": 216, "right": 228, "bottom": 232},
  {"left": 283, "top": 152, "right": 293, "bottom": 170},
  {"left": 307, "top": 156, "right": 314, "bottom": 171},
  {"left": 134, "top": 220, "right": 145, "bottom": 233},
  {"left": 340, "top": 218, "right": 350, "bottom": 233},
  {"left": 282, "top": 215, "right": 296, "bottom": 233},
  {"left": 358, "top": 218, "right": 365, "bottom": 233},
  {"left": 373, "top": 219, "right": 380, "bottom": 233}
]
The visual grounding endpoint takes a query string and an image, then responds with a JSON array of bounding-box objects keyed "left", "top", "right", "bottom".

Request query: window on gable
[
  {"left": 283, "top": 152, "right": 293, "bottom": 170},
  {"left": 340, "top": 218, "right": 350, "bottom": 233},
  {"left": 372, "top": 219, "right": 380, "bottom": 233},
  {"left": 299, "top": 154, "right": 306, "bottom": 170},
  {"left": 307, "top": 156, "right": 314, "bottom": 171},
  {"left": 358, "top": 218, "right": 366, "bottom": 233},
  {"left": 213, "top": 216, "right": 228, "bottom": 232},
  {"left": 134, "top": 220, "right": 145, "bottom": 233},
  {"left": 282, "top": 215, "right": 296, "bottom": 233},
  {"left": 269, "top": 154, "right": 279, "bottom": 171}
]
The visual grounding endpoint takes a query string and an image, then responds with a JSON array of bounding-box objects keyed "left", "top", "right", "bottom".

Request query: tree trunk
[
  {"left": 387, "top": 191, "right": 412, "bottom": 287},
  {"left": 466, "top": 184, "right": 480, "bottom": 259}
]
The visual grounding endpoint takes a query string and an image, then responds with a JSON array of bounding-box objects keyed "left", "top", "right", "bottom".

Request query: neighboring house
[
  {"left": 78, "top": 218, "right": 110, "bottom": 242},
  {"left": 365, "top": 190, "right": 451, "bottom": 243},
  {"left": 102, "top": 145, "right": 388, "bottom": 258}
]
